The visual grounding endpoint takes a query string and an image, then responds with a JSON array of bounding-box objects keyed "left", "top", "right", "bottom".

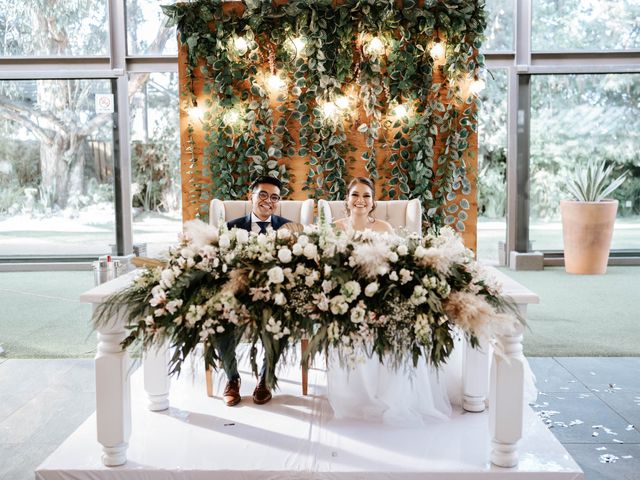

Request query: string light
[
  {"left": 267, "top": 74, "right": 286, "bottom": 91},
  {"left": 233, "top": 36, "right": 248, "bottom": 55},
  {"left": 392, "top": 104, "right": 409, "bottom": 119},
  {"left": 469, "top": 75, "right": 486, "bottom": 95},
  {"left": 223, "top": 108, "right": 242, "bottom": 126},
  {"left": 430, "top": 38, "right": 445, "bottom": 61},
  {"left": 334, "top": 95, "right": 350, "bottom": 110},
  {"left": 321, "top": 101, "right": 337, "bottom": 118},
  {"left": 286, "top": 36, "right": 306, "bottom": 57},
  {"left": 189, "top": 106, "right": 204, "bottom": 120},
  {"left": 365, "top": 36, "right": 385, "bottom": 56}
]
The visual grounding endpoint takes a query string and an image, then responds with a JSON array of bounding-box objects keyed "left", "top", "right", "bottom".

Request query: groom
[{"left": 220, "top": 176, "right": 291, "bottom": 406}]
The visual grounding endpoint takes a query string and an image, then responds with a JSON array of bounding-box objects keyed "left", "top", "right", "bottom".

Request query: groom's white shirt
[{"left": 250, "top": 213, "right": 273, "bottom": 233}]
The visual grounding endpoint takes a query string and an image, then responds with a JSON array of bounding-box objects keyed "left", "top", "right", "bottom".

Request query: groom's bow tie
[{"left": 257, "top": 221, "right": 270, "bottom": 234}]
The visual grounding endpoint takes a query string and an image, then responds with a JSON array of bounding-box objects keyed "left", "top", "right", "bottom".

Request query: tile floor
[{"left": 1, "top": 357, "right": 639, "bottom": 480}]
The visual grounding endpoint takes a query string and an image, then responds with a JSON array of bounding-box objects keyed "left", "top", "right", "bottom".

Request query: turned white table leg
[
  {"left": 489, "top": 317, "right": 525, "bottom": 468},
  {"left": 94, "top": 306, "right": 131, "bottom": 467},
  {"left": 144, "top": 340, "right": 171, "bottom": 411},
  {"left": 462, "top": 337, "right": 490, "bottom": 412}
]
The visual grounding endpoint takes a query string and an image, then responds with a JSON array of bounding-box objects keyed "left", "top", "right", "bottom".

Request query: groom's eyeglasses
[{"left": 256, "top": 191, "right": 281, "bottom": 203}]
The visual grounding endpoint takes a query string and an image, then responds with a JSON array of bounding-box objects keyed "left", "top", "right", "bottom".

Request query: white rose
[
  {"left": 389, "top": 271, "right": 399, "bottom": 281},
  {"left": 277, "top": 228, "right": 291, "bottom": 240},
  {"left": 350, "top": 306, "right": 365, "bottom": 324},
  {"left": 322, "top": 279, "right": 334, "bottom": 293},
  {"left": 160, "top": 269, "right": 175, "bottom": 287},
  {"left": 235, "top": 228, "right": 249, "bottom": 244},
  {"left": 397, "top": 245, "right": 408, "bottom": 256},
  {"left": 180, "top": 247, "right": 195, "bottom": 259},
  {"left": 399, "top": 268, "right": 412, "bottom": 284},
  {"left": 278, "top": 247, "right": 292, "bottom": 263},
  {"left": 297, "top": 235, "right": 309, "bottom": 247},
  {"left": 376, "top": 264, "right": 389, "bottom": 276},
  {"left": 388, "top": 252, "right": 399, "bottom": 263},
  {"left": 303, "top": 243, "right": 318, "bottom": 259},
  {"left": 341, "top": 280, "right": 361, "bottom": 302},
  {"left": 274, "top": 292, "right": 287, "bottom": 305},
  {"left": 218, "top": 234, "right": 231, "bottom": 249},
  {"left": 330, "top": 295, "right": 349, "bottom": 315},
  {"left": 364, "top": 282, "right": 379, "bottom": 297},
  {"left": 292, "top": 243, "right": 303, "bottom": 256},
  {"left": 267, "top": 266, "right": 284, "bottom": 284},
  {"left": 414, "top": 245, "right": 427, "bottom": 258}
]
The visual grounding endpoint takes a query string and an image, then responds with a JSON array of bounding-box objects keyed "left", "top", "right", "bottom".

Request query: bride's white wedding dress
[{"left": 326, "top": 336, "right": 537, "bottom": 427}]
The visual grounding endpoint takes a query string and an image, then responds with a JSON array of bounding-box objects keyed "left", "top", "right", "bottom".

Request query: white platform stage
[{"left": 36, "top": 361, "right": 583, "bottom": 480}]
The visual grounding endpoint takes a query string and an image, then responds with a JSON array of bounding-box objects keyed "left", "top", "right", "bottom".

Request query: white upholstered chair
[
  {"left": 205, "top": 198, "right": 315, "bottom": 397},
  {"left": 318, "top": 198, "right": 423, "bottom": 234}
]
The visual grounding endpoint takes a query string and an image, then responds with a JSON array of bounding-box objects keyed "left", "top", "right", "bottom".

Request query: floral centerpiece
[{"left": 96, "top": 221, "right": 520, "bottom": 389}]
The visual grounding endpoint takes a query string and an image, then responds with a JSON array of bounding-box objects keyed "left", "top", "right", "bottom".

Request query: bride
[{"left": 326, "top": 177, "right": 454, "bottom": 426}]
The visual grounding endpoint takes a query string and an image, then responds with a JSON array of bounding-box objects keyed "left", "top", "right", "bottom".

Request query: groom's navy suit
[
  {"left": 219, "top": 213, "right": 292, "bottom": 382},
  {"left": 226, "top": 214, "right": 290, "bottom": 232}
]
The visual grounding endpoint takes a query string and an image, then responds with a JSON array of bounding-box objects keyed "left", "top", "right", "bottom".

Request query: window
[
  {"left": 126, "top": 0, "right": 177, "bottom": 56},
  {"left": 529, "top": 73, "right": 640, "bottom": 252},
  {"left": 532, "top": 0, "right": 640, "bottom": 52},
  {"left": 129, "top": 72, "right": 181, "bottom": 257},
  {"left": 0, "top": 79, "right": 116, "bottom": 257},
  {"left": 477, "top": 69, "right": 508, "bottom": 263},
  {"left": 483, "top": 0, "right": 514, "bottom": 52},
  {"left": 0, "top": 0, "right": 108, "bottom": 57}
]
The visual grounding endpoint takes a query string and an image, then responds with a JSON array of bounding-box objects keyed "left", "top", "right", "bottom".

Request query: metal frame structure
[
  {"left": 486, "top": 0, "right": 640, "bottom": 266},
  {"left": 0, "top": 0, "right": 177, "bottom": 268},
  {"left": 0, "top": 0, "right": 638, "bottom": 268}
]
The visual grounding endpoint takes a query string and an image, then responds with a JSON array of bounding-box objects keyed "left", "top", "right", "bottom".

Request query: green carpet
[
  {"left": 501, "top": 266, "right": 640, "bottom": 357},
  {"left": 1, "top": 267, "right": 639, "bottom": 358},
  {"left": 0, "top": 271, "right": 96, "bottom": 358}
]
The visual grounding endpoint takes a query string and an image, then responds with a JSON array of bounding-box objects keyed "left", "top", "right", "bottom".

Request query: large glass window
[
  {"left": 529, "top": 74, "right": 640, "bottom": 252},
  {"left": 0, "top": 0, "right": 108, "bottom": 57},
  {"left": 129, "top": 72, "right": 181, "bottom": 257},
  {"left": 483, "top": 0, "right": 514, "bottom": 51},
  {"left": 532, "top": 0, "right": 640, "bottom": 52},
  {"left": 477, "top": 69, "right": 508, "bottom": 264},
  {"left": 0, "top": 79, "right": 116, "bottom": 257},
  {"left": 126, "top": 0, "right": 177, "bottom": 56}
]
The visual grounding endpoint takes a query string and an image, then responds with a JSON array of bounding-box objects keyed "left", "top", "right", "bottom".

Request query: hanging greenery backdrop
[{"left": 166, "top": 0, "right": 486, "bottom": 247}]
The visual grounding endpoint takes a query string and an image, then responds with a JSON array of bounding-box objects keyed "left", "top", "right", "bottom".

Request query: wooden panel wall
[{"left": 178, "top": 1, "right": 478, "bottom": 253}]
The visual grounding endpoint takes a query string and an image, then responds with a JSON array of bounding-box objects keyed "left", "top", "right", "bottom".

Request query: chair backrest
[
  {"left": 209, "top": 199, "right": 315, "bottom": 227},
  {"left": 318, "top": 199, "right": 422, "bottom": 234}
]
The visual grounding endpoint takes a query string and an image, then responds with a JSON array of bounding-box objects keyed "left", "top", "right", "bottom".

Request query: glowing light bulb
[
  {"left": 430, "top": 41, "right": 445, "bottom": 60},
  {"left": 334, "top": 95, "right": 349, "bottom": 110},
  {"left": 223, "top": 109, "right": 241, "bottom": 126},
  {"left": 322, "top": 101, "right": 337, "bottom": 118},
  {"left": 367, "top": 36, "right": 385, "bottom": 56},
  {"left": 234, "top": 36, "right": 248, "bottom": 54},
  {"left": 469, "top": 77, "right": 486, "bottom": 95},
  {"left": 189, "top": 106, "right": 204, "bottom": 120},
  {"left": 392, "top": 104, "right": 408, "bottom": 118},
  {"left": 267, "top": 74, "right": 286, "bottom": 91},
  {"left": 291, "top": 37, "right": 305, "bottom": 55}
]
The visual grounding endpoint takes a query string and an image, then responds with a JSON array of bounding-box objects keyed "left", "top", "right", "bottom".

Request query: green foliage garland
[{"left": 163, "top": 0, "right": 486, "bottom": 228}]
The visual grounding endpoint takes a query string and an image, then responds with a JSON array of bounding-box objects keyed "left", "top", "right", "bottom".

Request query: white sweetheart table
[{"left": 79, "top": 266, "right": 540, "bottom": 470}]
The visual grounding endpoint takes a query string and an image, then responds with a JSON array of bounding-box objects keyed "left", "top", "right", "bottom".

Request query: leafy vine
[{"left": 164, "top": 0, "right": 486, "bottom": 230}]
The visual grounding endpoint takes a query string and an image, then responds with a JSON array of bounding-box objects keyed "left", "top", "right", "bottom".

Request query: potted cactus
[{"left": 561, "top": 160, "right": 626, "bottom": 274}]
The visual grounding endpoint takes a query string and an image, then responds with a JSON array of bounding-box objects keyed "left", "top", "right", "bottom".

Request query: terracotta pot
[{"left": 560, "top": 199, "right": 618, "bottom": 274}]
